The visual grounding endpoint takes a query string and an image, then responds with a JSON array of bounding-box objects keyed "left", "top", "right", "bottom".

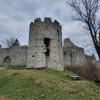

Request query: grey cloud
[{"left": 0, "top": 0, "right": 99, "bottom": 57}]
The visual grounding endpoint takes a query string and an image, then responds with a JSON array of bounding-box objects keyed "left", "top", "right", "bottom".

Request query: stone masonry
[
  {"left": 0, "top": 17, "right": 96, "bottom": 71},
  {"left": 26, "top": 18, "right": 64, "bottom": 71}
]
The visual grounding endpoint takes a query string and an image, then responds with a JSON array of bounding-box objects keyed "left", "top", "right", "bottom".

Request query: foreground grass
[{"left": 0, "top": 69, "right": 99, "bottom": 100}]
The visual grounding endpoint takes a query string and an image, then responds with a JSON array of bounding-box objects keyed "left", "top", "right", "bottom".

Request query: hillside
[{"left": 0, "top": 68, "right": 100, "bottom": 100}]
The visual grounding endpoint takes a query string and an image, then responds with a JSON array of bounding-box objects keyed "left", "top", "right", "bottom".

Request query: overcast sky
[{"left": 0, "top": 0, "right": 99, "bottom": 58}]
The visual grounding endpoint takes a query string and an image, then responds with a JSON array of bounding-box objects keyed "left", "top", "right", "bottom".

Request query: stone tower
[{"left": 27, "top": 17, "right": 64, "bottom": 71}]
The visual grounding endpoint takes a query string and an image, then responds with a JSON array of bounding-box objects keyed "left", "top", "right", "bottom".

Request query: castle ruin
[
  {"left": 0, "top": 17, "right": 96, "bottom": 71},
  {"left": 27, "top": 18, "right": 64, "bottom": 71}
]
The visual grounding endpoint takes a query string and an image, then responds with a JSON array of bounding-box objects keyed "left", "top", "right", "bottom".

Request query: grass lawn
[{"left": 0, "top": 68, "right": 99, "bottom": 100}]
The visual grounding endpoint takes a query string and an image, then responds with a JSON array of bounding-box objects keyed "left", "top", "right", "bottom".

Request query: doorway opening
[{"left": 44, "top": 38, "right": 50, "bottom": 57}]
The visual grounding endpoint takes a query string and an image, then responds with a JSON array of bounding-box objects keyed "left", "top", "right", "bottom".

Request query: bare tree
[
  {"left": 4, "top": 38, "right": 20, "bottom": 48},
  {"left": 12, "top": 39, "right": 20, "bottom": 47},
  {"left": 67, "top": 0, "right": 100, "bottom": 60},
  {"left": 5, "top": 38, "right": 15, "bottom": 48}
]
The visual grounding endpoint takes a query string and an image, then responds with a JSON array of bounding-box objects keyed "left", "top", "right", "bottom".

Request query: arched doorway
[{"left": 3, "top": 56, "right": 11, "bottom": 67}]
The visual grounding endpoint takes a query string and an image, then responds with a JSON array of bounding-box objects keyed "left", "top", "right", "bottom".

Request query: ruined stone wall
[
  {"left": 0, "top": 46, "right": 28, "bottom": 67},
  {"left": 27, "top": 17, "right": 64, "bottom": 71},
  {"left": 63, "top": 38, "right": 88, "bottom": 67},
  {"left": 63, "top": 47, "right": 86, "bottom": 67},
  {"left": 9, "top": 46, "right": 28, "bottom": 66}
]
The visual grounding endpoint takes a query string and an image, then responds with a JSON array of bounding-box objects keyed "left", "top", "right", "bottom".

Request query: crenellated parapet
[
  {"left": 34, "top": 18, "right": 41, "bottom": 23},
  {"left": 33, "top": 17, "right": 60, "bottom": 24},
  {"left": 44, "top": 17, "right": 52, "bottom": 22},
  {"left": 30, "top": 17, "right": 61, "bottom": 31}
]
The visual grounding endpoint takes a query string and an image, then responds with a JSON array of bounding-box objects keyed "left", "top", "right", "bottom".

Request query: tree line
[{"left": 0, "top": 38, "right": 20, "bottom": 48}]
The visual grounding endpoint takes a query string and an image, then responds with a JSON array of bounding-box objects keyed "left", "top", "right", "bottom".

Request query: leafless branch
[{"left": 67, "top": 0, "right": 100, "bottom": 60}]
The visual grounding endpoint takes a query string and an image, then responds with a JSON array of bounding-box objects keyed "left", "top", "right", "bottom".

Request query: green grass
[{"left": 0, "top": 69, "right": 99, "bottom": 100}]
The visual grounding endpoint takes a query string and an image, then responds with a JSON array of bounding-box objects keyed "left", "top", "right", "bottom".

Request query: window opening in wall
[
  {"left": 57, "top": 29, "right": 59, "bottom": 36},
  {"left": 63, "top": 51, "right": 66, "bottom": 55},
  {"left": 70, "top": 53, "right": 73, "bottom": 58},
  {"left": 32, "top": 55, "right": 35, "bottom": 57},
  {"left": 70, "top": 52, "right": 73, "bottom": 67},
  {"left": 44, "top": 38, "right": 50, "bottom": 57},
  {"left": 45, "top": 24, "right": 47, "bottom": 29},
  {"left": 3, "top": 56, "right": 11, "bottom": 66}
]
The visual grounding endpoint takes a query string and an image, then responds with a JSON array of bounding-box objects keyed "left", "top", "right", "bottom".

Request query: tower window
[
  {"left": 57, "top": 29, "right": 60, "bottom": 36},
  {"left": 32, "top": 55, "right": 35, "bottom": 57}
]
